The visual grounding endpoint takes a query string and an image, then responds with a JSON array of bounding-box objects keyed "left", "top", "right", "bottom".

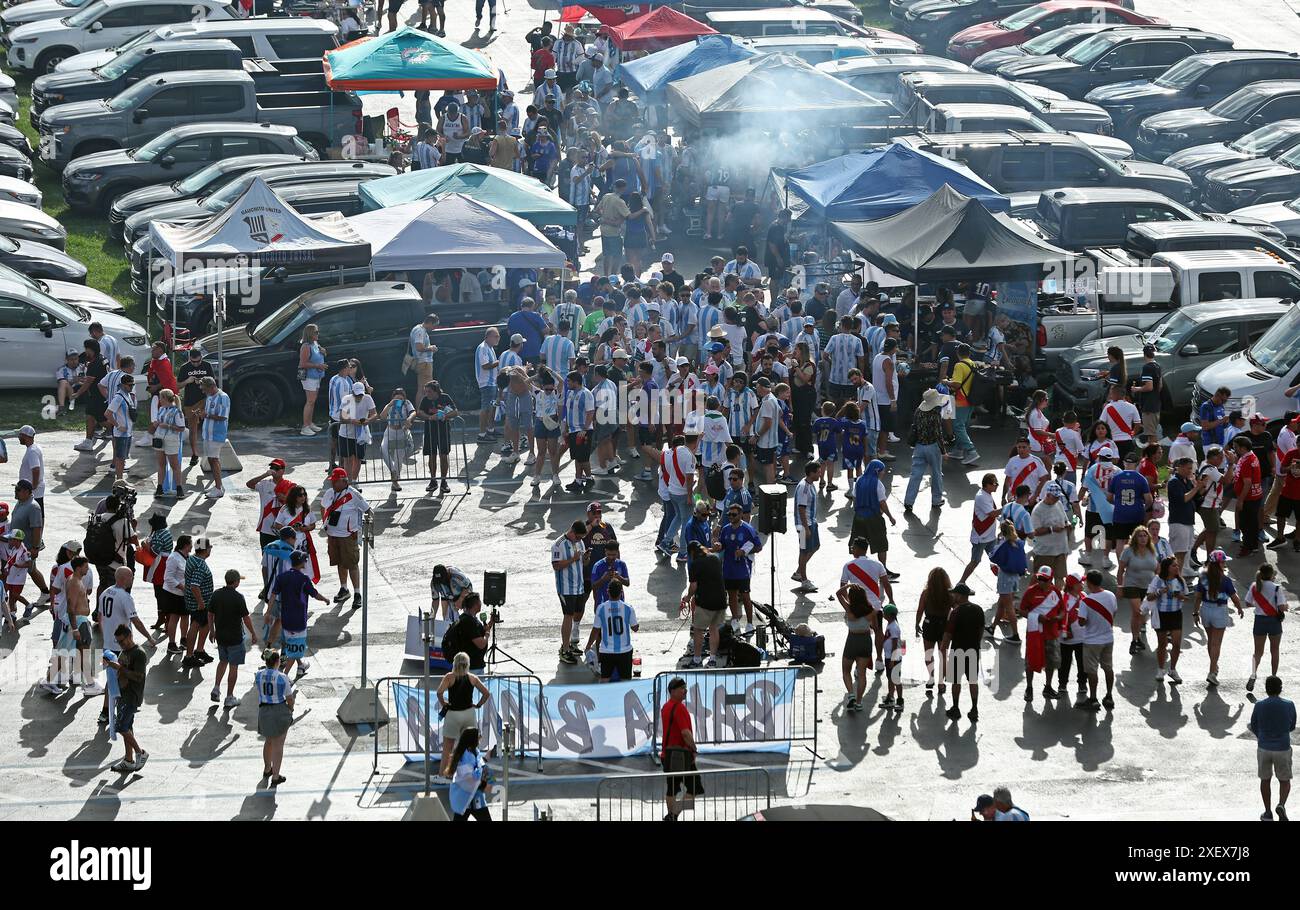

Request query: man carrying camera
[
  {"left": 85, "top": 488, "right": 136, "bottom": 601},
  {"left": 444, "top": 592, "right": 494, "bottom": 672}
]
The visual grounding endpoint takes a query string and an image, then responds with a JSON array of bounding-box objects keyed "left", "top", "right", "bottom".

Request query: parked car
[
  {"left": 897, "top": 70, "right": 1114, "bottom": 132},
  {"left": 37, "top": 68, "right": 360, "bottom": 169},
  {"left": 3, "top": 0, "right": 238, "bottom": 74},
  {"left": 0, "top": 233, "right": 85, "bottom": 281},
  {"left": 946, "top": 0, "right": 1161, "bottom": 64},
  {"left": 0, "top": 261, "right": 123, "bottom": 314},
  {"left": 109, "top": 152, "right": 309, "bottom": 240},
  {"left": 817, "top": 54, "right": 970, "bottom": 98},
  {"left": 1199, "top": 139, "right": 1300, "bottom": 213},
  {"left": 54, "top": 15, "right": 338, "bottom": 73},
  {"left": 972, "top": 21, "right": 1116, "bottom": 73},
  {"left": 0, "top": 175, "right": 41, "bottom": 208},
  {"left": 0, "top": 0, "right": 97, "bottom": 32},
  {"left": 0, "top": 122, "right": 32, "bottom": 157},
  {"left": 744, "top": 35, "right": 914, "bottom": 64},
  {"left": 62, "top": 121, "right": 315, "bottom": 212},
  {"left": 704, "top": 6, "right": 918, "bottom": 45},
  {"left": 0, "top": 143, "right": 33, "bottom": 182},
  {"left": 1163, "top": 119, "right": 1300, "bottom": 199},
  {"left": 1133, "top": 80, "right": 1300, "bottom": 161},
  {"left": 919, "top": 101, "right": 1133, "bottom": 158},
  {"left": 0, "top": 274, "right": 147, "bottom": 388},
  {"left": 1232, "top": 196, "right": 1300, "bottom": 243},
  {"left": 0, "top": 72, "right": 16, "bottom": 110},
  {"left": 999, "top": 27, "right": 1232, "bottom": 98},
  {"left": 120, "top": 159, "right": 396, "bottom": 245},
  {"left": 893, "top": 130, "right": 1193, "bottom": 199},
  {"left": 1193, "top": 301, "right": 1300, "bottom": 425},
  {"left": 900, "top": 0, "right": 1132, "bottom": 52},
  {"left": 1055, "top": 298, "right": 1289, "bottom": 416},
  {"left": 0, "top": 200, "right": 66, "bottom": 249},
  {"left": 1085, "top": 50, "right": 1300, "bottom": 137}
]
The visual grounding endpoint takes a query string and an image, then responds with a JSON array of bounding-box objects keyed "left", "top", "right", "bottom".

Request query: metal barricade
[
  {"left": 351, "top": 415, "right": 471, "bottom": 493},
  {"left": 372, "top": 673, "right": 545, "bottom": 773},
  {"left": 595, "top": 767, "right": 773, "bottom": 821},
  {"left": 650, "top": 666, "right": 821, "bottom": 763}
]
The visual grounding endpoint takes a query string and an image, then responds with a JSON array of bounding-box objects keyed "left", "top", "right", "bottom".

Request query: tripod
[{"left": 483, "top": 606, "right": 532, "bottom": 675}]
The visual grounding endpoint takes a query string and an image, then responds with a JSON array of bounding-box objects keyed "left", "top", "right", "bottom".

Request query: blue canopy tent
[
  {"left": 617, "top": 35, "right": 759, "bottom": 103},
  {"left": 783, "top": 144, "right": 1008, "bottom": 223}
]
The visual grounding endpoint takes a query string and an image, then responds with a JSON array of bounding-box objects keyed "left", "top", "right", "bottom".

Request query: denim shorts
[
  {"left": 112, "top": 435, "right": 131, "bottom": 460},
  {"left": 1200, "top": 604, "right": 1229, "bottom": 630},
  {"left": 114, "top": 700, "right": 137, "bottom": 734},
  {"left": 479, "top": 385, "right": 497, "bottom": 411},
  {"left": 970, "top": 540, "right": 997, "bottom": 564},
  {"left": 997, "top": 571, "right": 1022, "bottom": 596},
  {"left": 218, "top": 643, "right": 246, "bottom": 666}
]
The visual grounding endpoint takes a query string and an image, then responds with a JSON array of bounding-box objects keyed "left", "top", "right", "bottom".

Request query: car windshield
[
  {"left": 997, "top": 5, "right": 1048, "bottom": 30},
  {"left": 131, "top": 131, "right": 177, "bottom": 162},
  {"left": 1247, "top": 303, "right": 1300, "bottom": 375},
  {"left": 1209, "top": 88, "right": 1265, "bottom": 120},
  {"left": 65, "top": 0, "right": 106, "bottom": 27},
  {"left": 1144, "top": 309, "right": 1199, "bottom": 353},
  {"left": 1022, "top": 25, "right": 1085, "bottom": 55},
  {"left": 1063, "top": 34, "right": 1121, "bottom": 66},
  {"left": 104, "top": 78, "right": 157, "bottom": 112},
  {"left": 93, "top": 46, "right": 145, "bottom": 80},
  {"left": 114, "top": 27, "right": 162, "bottom": 53},
  {"left": 1229, "top": 122, "right": 1300, "bottom": 155},
  {"left": 177, "top": 160, "right": 229, "bottom": 193},
  {"left": 0, "top": 236, "right": 18, "bottom": 253},
  {"left": 250, "top": 299, "right": 305, "bottom": 345},
  {"left": 1154, "top": 56, "right": 1213, "bottom": 89},
  {"left": 28, "top": 287, "right": 82, "bottom": 325},
  {"left": 1275, "top": 143, "right": 1300, "bottom": 168},
  {"left": 206, "top": 173, "right": 260, "bottom": 208}
]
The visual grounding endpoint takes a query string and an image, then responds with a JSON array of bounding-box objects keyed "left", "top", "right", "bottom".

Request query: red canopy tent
[{"left": 605, "top": 7, "right": 716, "bottom": 52}]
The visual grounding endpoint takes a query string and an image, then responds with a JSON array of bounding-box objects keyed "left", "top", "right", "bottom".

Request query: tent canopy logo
[{"left": 243, "top": 213, "right": 284, "bottom": 245}]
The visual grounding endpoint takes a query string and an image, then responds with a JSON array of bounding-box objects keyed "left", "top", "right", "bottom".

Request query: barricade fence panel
[
  {"left": 373, "top": 674, "right": 545, "bottom": 772},
  {"left": 650, "top": 666, "right": 820, "bottom": 762},
  {"left": 352, "top": 416, "right": 471, "bottom": 492},
  {"left": 595, "top": 767, "right": 772, "bottom": 821}
]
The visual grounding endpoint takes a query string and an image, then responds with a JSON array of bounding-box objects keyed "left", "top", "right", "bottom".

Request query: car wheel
[
  {"left": 436, "top": 359, "right": 478, "bottom": 413},
  {"left": 97, "top": 182, "right": 137, "bottom": 215},
  {"left": 232, "top": 376, "right": 284, "bottom": 423},
  {"left": 35, "top": 47, "right": 73, "bottom": 76}
]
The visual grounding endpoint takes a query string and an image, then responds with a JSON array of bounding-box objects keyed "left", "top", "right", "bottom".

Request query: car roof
[
  {"left": 159, "top": 121, "right": 297, "bottom": 141},
  {"left": 299, "top": 281, "right": 422, "bottom": 312},
  {"left": 1091, "top": 26, "right": 1231, "bottom": 42},
  {"left": 933, "top": 102, "right": 1037, "bottom": 119},
  {"left": 93, "top": 0, "right": 220, "bottom": 8},
  {"left": 247, "top": 160, "right": 393, "bottom": 183},
  {"left": 748, "top": 35, "right": 872, "bottom": 47},
  {"left": 1236, "top": 80, "right": 1300, "bottom": 97},
  {"left": 707, "top": 6, "right": 840, "bottom": 20},
  {"left": 167, "top": 18, "right": 338, "bottom": 36},
  {"left": 899, "top": 130, "right": 1077, "bottom": 147},
  {"left": 275, "top": 179, "right": 369, "bottom": 200},
  {"left": 207, "top": 153, "right": 309, "bottom": 174},
  {"left": 1043, "top": 187, "right": 1179, "bottom": 204},
  {"left": 136, "top": 69, "right": 253, "bottom": 88},
  {"left": 139, "top": 38, "right": 240, "bottom": 54},
  {"left": 818, "top": 54, "right": 967, "bottom": 75},
  {"left": 902, "top": 72, "right": 1015, "bottom": 87},
  {"left": 1155, "top": 248, "right": 1290, "bottom": 267},
  {"left": 1176, "top": 298, "right": 1289, "bottom": 321},
  {"left": 1133, "top": 220, "right": 1287, "bottom": 239},
  {"left": 1033, "top": 1, "right": 1134, "bottom": 11},
  {"left": 1191, "top": 50, "right": 1300, "bottom": 63}
]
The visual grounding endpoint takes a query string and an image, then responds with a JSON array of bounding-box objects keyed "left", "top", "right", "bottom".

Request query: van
[
  {"left": 1193, "top": 300, "right": 1300, "bottom": 425},
  {"left": 54, "top": 17, "right": 338, "bottom": 73}
]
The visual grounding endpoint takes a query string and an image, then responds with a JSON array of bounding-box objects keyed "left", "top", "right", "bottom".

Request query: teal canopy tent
[{"left": 358, "top": 162, "right": 577, "bottom": 226}]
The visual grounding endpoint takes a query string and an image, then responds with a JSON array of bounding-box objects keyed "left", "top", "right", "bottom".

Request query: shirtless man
[{"left": 64, "top": 558, "right": 96, "bottom": 694}]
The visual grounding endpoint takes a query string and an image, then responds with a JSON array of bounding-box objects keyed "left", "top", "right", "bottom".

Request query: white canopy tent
[{"left": 347, "top": 193, "right": 567, "bottom": 272}]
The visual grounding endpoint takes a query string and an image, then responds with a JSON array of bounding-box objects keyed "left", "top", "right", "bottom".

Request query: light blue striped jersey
[
  {"left": 727, "top": 386, "right": 757, "bottom": 437},
  {"left": 696, "top": 304, "right": 722, "bottom": 349},
  {"left": 551, "top": 535, "right": 587, "bottom": 595},
  {"left": 107, "top": 390, "right": 135, "bottom": 439},
  {"left": 595, "top": 599, "right": 637, "bottom": 654},
  {"left": 500, "top": 349, "right": 524, "bottom": 371},
  {"left": 328, "top": 374, "right": 351, "bottom": 420},
  {"left": 864, "top": 325, "right": 886, "bottom": 361},
  {"left": 795, "top": 479, "right": 818, "bottom": 526},
  {"left": 201, "top": 390, "right": 230, "bottom": 443},
  {"left": 539, "top": 334, "right": 575, "bottom": 377},
  {"left": 255, "top": 667, "right": 292, "bottom": 704},
  {"left": 824, "top": 332, "right": 864, "bottom": 385},
  {"left": 474, "top": 341, "right": 499, "bottom": 388},
  {"left": 564, "top": 386, "right": 595, "bottom": 432},
  {"left": 1001, "top": 501, "right": 1033, "bottom": 537}
]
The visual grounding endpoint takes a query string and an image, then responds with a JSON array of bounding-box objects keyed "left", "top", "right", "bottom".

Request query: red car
[{"left": 946, "top": 1, "right": 1165, "bottom": 63}]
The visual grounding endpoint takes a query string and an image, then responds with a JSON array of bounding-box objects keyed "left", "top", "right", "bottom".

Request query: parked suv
[
  {"left": 1085, "top": 50, "right": 1300, "bottom": 137},
  {"left": 898, "top": 70, "right": 1113, "bottom": 132},
  {"left": 1000, "top": 27, "right": 1233, "bottom": 98},
  {"left": 946, "top": 1, "right": 1161, "bottom": 64},
  {"left": 1164, "top": 119, "right": 1300, "bottom": 196},
  {"left": 62, "top": 121, "right": 314, "bottom": 213},
  {"left": 1134, "top": 80, "right": 1300, "bottom": 161},
  {"left": 893, "top": 130, "right": 1193, "bottom": 199},
  {"left": 973, "top": 21, "right": 1116, "bottom": 73},
  {"left": 1201, "top": 140, "right": 1300, "bottom": 212}
]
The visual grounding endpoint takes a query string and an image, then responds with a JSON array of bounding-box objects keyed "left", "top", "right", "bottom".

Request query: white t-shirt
[
  {"left": 97, "top": 585, "right": 137, "bottom": 636},
  {"left": 755, "top": 395, "right": 781, "bottom": 449},
  {"left": 321, "top": 486, "right": 369, "bottom": 538},
  {"left": 1026, "top": 407, "right": 1050, "bottom": 454},
  {"left": 882, "top": 619, "right": 902, "bottom": 660},
  {"left": 1101, "top": 398, "right": 1141, "bottom": 442},
  {"left": 338, "top": 393, "right": 376, "bottom": 442},
  {"left": 794, "top": 479, "right": 817, "bottom": 528},
  {"left": 1054, "top": 425, "right": 1086, "bottom": 472},
  {"left": 1030, "top": 500, "right": 1069, "bottom": 556},
  {"left": 871, "top": 353, "right": 897, "bottom": 404},
  {"left": 1005, "top": 454, "right": 1047, "bottom": 496},
  {"left": 19, "top": 443, "right": 44, "bottom": 497},
  {"left": 162, "top": 551, "right": 188, "bottom": 596},
  {"left": 1079, "top": 588, "right": 1118, "bottom": 645},
  {"left": 840, "top": 556, "right": 887, "bottom": 609},
  {"left": 662, "top": 444, "right": 696, "bottom": 496}
]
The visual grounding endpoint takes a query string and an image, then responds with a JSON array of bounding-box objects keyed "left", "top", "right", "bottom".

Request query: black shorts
[
  {"left": 187, "top": 607, "right": 209, "bottom": 627},
  {"left": 1108, "top": 520, "right": 1139, "bottom": 542},
  {"left": 337, "top": 436, "right": 366, "bottom": 460},
  {"left": 423, "top": 423, "right": 452, "bottom": 456},
  {"left": 1084, "top": 510, "right": 1104, "bottom": 537},
  {"left": 1156, "top": 607, "right": 1185, "bottom": 633},
  {"left": 559, "top": 593, "right": 586, "bottom": 616},
  {"left": 851, "top": 514, "right": 888, "bottom": 555},
  {"left": 724, "top": 576, "right": 750, "bottom": 593},
  {"left": 83, "top": 391, "right": 106, "bottom": 417},
  {"left": 636, "top": 425, "right": 660, "bottom": 447},
  {"left": 878, "top": 407, "right": 893, "bottom": 436},
  {"left": 1278, "top": 496, "right": 1300, "bottom": 522},
  {"left": 598, "top": 650, "right": 634, "bottom": 681},
  {"left": 922, "top": 617, "right": 946, "bottom": 644},
  {"left": 159, "top": 589, "right": 187, "bottom": 616},
  {"left": 663, "top": 748, "right": 704, "bottom": 797},
  {"left": 568, "top": 431, "right": 592, "bottom": 462},
  {"left": 754, "top": 446, "right": 776, "bottom": 466}
]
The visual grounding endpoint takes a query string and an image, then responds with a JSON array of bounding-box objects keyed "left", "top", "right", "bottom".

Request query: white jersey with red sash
[
  {"left": 1005, "top": 454, "right": 1048, "bottom": 498},
  {"left": 840, "top": 556, "right": 887, "bottom": 610},
  {"left": 142, "top": 548, "right": 168, "bottom": 586},
  {"left": 1027, "top": 407, "right": 1054, "bottom": 455},
  {"left": 970, "top": 489, "right": 998, "bottom": 544},
  {"left": 1249, "top": 580, "right": 1286, "bottom": 617},
  {"left": 1101, "top": 399, "right": 1140, "bottom": 442},
  {"left": 1019, "top": 583, "right": 1063, "bottom": 672},
  {"left": 256, "top": 479, "right": 285, "bottom": 536},
  {"left": 1275, "top": 425, "right": 1297, "bottom": 473},
  {"left": 1055, "top": 426, "right": 1086, "bottom": 473},
  {"left": 1063, "top": 591, "right": 1086, "bottom": 642},
  {"left": 1079, "top": 589, "right": 1118, "bottom": 645},
  {"left": 275, "top": 506, "right": 320, "bottom": 582}
]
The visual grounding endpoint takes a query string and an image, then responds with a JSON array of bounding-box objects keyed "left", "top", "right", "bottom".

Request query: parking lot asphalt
[{"left": 0, "top": 418, "right": 1295, "bottom": 821}]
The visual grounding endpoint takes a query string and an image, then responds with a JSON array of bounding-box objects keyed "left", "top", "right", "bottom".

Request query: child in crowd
[
  {"left": 839, "top": 402, "right": 867, "bottom": 491},
  {"left": 881, "top": 604, "right": 903, "bottom": 712},
  {"left": 775, "top": 383, "right": 793, "bottom": 482},
  {"left": 813, "top": 401, "right": 841, "bottom": 494},
  {"left": 56, "top": 348, "right": 84, "bottom": 414}
]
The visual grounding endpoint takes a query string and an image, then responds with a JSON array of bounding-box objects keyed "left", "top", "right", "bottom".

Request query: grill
[{"left": 1190, "top": 384, "right": 1209, "bottom": 421}]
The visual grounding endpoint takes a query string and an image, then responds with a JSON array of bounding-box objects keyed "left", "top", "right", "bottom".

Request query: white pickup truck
[{"left": 1037, "top": 249, "right": 1300, "bottom": 373}]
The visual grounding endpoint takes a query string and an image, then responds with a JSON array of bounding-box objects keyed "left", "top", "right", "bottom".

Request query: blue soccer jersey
[
  {"left": 813, "top": 416, "right": 841, "bottom": 462},
  {"left": 594, "top": 599, "right": 637, "bottom": 654}
]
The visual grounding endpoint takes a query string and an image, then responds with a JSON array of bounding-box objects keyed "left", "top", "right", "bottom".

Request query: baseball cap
[
  {"left": 612, "top": 350, "right": 629, "bottom": 360},
  {"left": 544, "top": 68, "right": 556, "bottom": 78},
  {"left": 951, "top": 582, "right": 974, "bottom": 596},
  {"left": 518, "top": 277, "right": 534, "bottom": 289},
  {"left": 351, "top": 381, "right": 365, "bottom": 395},
  {"left": 1043, "top": 482, "right": 1062, "bottom": 498},
  {"left": 803, "top": 316, "right": 815, "bottom": 326},
  {"left": 587, "top": 501, "right": 602, "bottom": 512},
  {"left": 1123, "top": 451, "right": 1139, "bottom": 463},
  {"left": 974, "top": 794, "right": 995, "bottom": 813},
  {"left": 14, "top": 479, "right": 32, "bottom": 491},
  {"left": 1250, "top": 413, "right": 1267, "bottom": 425},
  {"left": 18, "top": 425, "right": 35, "bottom": 437},
  {"left": 65, "top": 348, "right": 79, "bottom": 357},
  {"left": 1207, "top": 549, "right": 1228, "bottom": 564},
  {"left": 269, "top": 458, "right": 286, "bottom": 469},
  {"left": 1179, "top": 421, "right": 1199, "bottom": 434},
  {"left": 676, "top": 356, "right": 690, "bottom": 368},
  {"left": 704, "top": 363, "right": 719, "bottom": 375},
  {"left": 0, "top": 502, "right": 8, "bottom": 512},
  {"left": 707, "top": 341, "right": 725, "bottom": 353},
  {"left": 62, "top": 540, "right": 81, "bottom": 552},
  {"left": 1035, "top": 565, "right": 1053, "bottom": 579},
  {"left": 328, "top": 467, "right": 349, "bottom": 482},
  {"left": 755, "top": 376, "right": 772, "bottom": 388},
  {"left": 881, "top": 313, "right": 899, "bottom": 327},
  {"left": 274, "top": 478, "right": 294, "bottom": 496},
  {"left": 661, "top": 253, "right": 674, "bottom": 264},
  {"left": 8, "top": 529, "right": 24, "bottom": 542},
  {"left": 510, "top": 333, "right": 525, "bottom": 346}
]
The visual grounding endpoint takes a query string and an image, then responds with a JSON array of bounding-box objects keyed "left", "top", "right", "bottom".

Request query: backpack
[
  {"left": 704, "top": 463, "right": 726, "bottom": 501},
  {"left": 84, "top": 512, "right": 120, "bottom": 565},
  {"left": 440, "top": 617, "right": 463, "bottom": 660}
]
